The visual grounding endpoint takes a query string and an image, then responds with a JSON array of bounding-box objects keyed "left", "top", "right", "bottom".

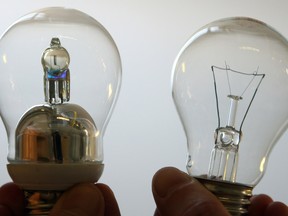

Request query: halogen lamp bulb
[
  {"left": 42, "top": 37, "right": 70, "bottom": 104},
  {"left": 172, "top": 17, "right": 288, "bottom": 215},
  {"left": 0, "top": 7, "right": 121, "bottom": 215}
]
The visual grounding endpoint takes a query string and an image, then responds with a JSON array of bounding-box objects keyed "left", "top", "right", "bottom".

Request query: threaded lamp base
[
  {"left": 195, "top": 177, "right": 253, "bottom": 216},
  {"left": 24, "top": 190, "right": 63, "bottom": 216}
]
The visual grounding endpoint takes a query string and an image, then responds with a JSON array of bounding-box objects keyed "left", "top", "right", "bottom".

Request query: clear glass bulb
[
  {"left": 172, "top": 17, "right": 288, "bottom": 215},
  {"left": 0, "top": 7, "right": 121, "bottom": 215}
]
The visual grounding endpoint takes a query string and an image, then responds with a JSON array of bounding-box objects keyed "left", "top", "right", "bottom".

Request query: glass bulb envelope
[
  {"left": 172, "top": 17, "right": 288, "bottom": 214},
  {"left": 0, "top": 7, "right": 121, "bottom": 192}
]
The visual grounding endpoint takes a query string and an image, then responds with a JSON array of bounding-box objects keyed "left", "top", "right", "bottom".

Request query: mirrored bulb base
[{"left": 195, "top": 177, "right": 253, "bottom": 216}]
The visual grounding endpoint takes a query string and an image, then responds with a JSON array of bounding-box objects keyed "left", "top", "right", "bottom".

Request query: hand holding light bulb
[
  {"left": 152, "top": 167, "right": 288, "bottom": 216},
  {"left": 0, "top": 182, "right": 121, "bottom": 216},
  {"left": 0, "top": 8, "right": 287, "bottom": 216},
  {"left": 0, "top": 168, "right": 287, "bottom": 216}
]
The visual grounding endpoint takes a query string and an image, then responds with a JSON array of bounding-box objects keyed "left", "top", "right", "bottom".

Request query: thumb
[
  {"left": 49, "top": 183, "right": 105, "bottom": 216},
  {"left": 152, "top": 167, "right": 229, "bottom": 216}
]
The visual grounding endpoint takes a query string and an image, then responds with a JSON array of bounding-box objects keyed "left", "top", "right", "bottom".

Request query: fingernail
[{"left": 152, "top": 167, "right": 193, "bottom": 198}]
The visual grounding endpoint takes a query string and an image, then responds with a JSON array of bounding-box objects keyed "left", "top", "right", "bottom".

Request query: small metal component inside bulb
[{"left": 42, "top": 37, "right": 70, "bottom": 104}]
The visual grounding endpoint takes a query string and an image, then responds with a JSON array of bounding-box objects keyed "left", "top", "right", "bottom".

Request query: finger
[
  {"left": 0, "top": 205, "right": 14, "bottom": 216},
  {"left": 154, "top": 208, "right": 161, "bottom": 216},
  {"left": 0, "top": 182, "right": 25, "bottom": 216},
  {"left": 265, "top": 202, "right": 288, "bottom": 216},
  {"left": 96, "top": 183, "right": 121, "bottom": 216},
  {"left": 249, "top": 194, "right": 273, "bottom": 216},
  {"left": 49, "top": 183, "right": 105, "bottom": 216},
  {"left": 152, "top": 167, "right": 230, "bottom": 216}
]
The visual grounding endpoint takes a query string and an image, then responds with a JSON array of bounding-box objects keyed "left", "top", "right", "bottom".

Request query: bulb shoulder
[
  {"left": 15, "top": 102, "right": 97, "bottom": 141},
  {"left": 17, "top": 103, "right": 95, "bottom": 127}
]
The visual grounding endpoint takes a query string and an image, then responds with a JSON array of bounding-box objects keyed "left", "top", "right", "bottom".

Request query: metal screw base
[
  {"left": 195, "top": 177, "right": 253, "bottom": 216},
  {"left": 24, "top": 190, "right": 63, "bottom": 216}
]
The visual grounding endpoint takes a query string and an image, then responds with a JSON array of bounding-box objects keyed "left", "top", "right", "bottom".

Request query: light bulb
[
  {"left": 172, "top": 17, "right": 288, "bottom": 215},
  {"left": 0, "top": 7, "right": 121, "bottom": 215}
]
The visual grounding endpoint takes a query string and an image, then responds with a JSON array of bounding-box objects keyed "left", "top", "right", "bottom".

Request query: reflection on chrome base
[{"left": 25, "top": 190, "right": 63, "bottom": 216}]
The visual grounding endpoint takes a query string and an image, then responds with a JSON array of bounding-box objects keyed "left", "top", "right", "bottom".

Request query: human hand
[
  {"left": 0, "top": 182, "right": 120, "bottom": 216},
  {"left": 152, "top": 167, "right": 288, "bottom": 216}
]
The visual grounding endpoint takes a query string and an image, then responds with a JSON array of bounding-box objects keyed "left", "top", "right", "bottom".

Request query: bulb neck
[{"left": 194, "top": 177, "right": 253, "bottom": 216}]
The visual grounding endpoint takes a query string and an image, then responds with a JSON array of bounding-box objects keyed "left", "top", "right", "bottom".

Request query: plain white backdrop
[{"left": 0, "top": 1, "right": 288, "bottom": 215}]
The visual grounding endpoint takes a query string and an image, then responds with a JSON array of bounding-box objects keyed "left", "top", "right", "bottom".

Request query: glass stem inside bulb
[
  {"left": 227, "top": 95, "right": 241, "bottom": 127},
  {"left": 208, "top": 146, "right": 238, "bottom": 181},
  {"left": 208, "top": 95, "right": 241, "bottom": 182}
]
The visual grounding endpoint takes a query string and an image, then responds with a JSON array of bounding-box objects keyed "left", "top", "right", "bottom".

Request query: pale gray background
[{"left": 0, "top": 1, "right": 287, "bottom": 215}]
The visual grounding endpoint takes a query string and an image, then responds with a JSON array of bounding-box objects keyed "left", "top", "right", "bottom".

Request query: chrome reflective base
[
  {"left": 25, "top": 190, "right": 63, "bottom": 216},
  {"left": 195, "top": 177, "right": 253, "bottom": 216}
]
